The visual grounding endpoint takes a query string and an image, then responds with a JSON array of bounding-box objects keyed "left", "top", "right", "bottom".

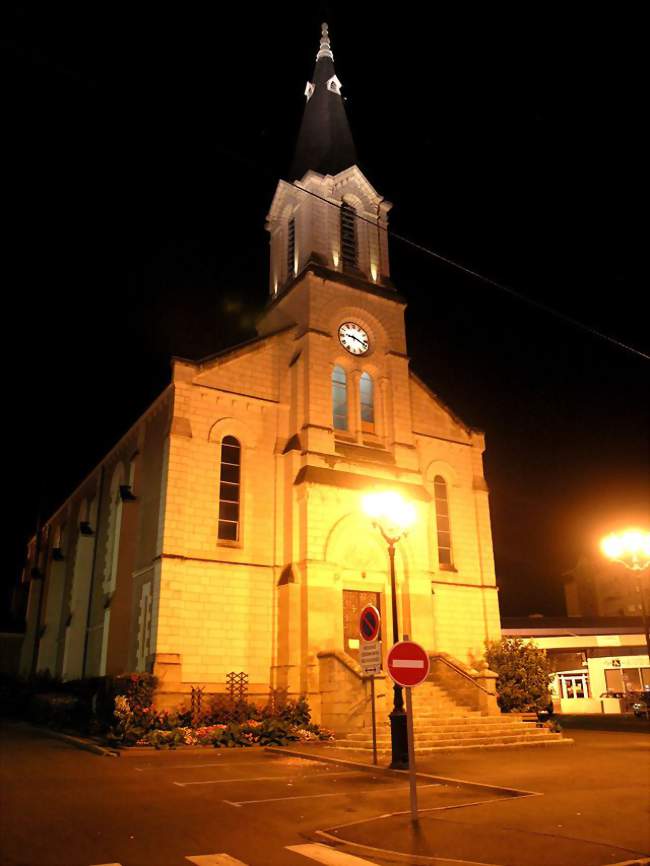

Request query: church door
[{"left": 343, "top": 590, "right": 382, "bottom": 660}]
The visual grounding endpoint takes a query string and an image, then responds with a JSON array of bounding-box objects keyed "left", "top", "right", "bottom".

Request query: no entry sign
[
  {"left": 359, "top": 604, "right": 381, "bottom": 642},
  {"left": 387, "top": 640, "right": 430, "bottom": 688}
]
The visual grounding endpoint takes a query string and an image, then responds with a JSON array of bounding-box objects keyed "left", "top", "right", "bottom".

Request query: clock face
[{"left": 339, "top": 322, "right": 369, "bottom": 355}]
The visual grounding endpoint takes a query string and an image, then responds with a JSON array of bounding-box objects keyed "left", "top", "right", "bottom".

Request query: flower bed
[
  {"left": 133, "top": 718, "right": 334, "bottom": 749},
  {"left": 109, "top": 689, "right": 334, "bottom": 749}
]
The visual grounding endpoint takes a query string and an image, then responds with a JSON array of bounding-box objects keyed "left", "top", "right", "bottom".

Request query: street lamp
[
  {"left": 363, "top": 490, "right": 416, "bottom": 769},
  {"left": 600, "top": 529, "right": 650, "bottom": 662}
]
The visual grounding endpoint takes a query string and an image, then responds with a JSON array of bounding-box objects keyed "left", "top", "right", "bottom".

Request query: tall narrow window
[
  {"left": 287, "top": 217, "right": 296, "bottom": 278},
  {"left": 332, "top": 366, "right": 348, "bottom": 431},
  {"left": 360, "top": 371, "right": 374, "bottom": 433},
  {"left": 218, "top": 436, "right": 241, "bottom": 541},
  {"left": 340, "top": 202, "right": 357, "bottom": 270},
  {"left": 434, "top": 475, "right": 453, "bottom": 567}
]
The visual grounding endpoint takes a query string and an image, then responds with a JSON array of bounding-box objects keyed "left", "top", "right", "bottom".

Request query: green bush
[
  {"left": 205, "top": 694, "right": 262, "bottom": 725},
  {"left": 485, "top": 637, "right": 554, "bottom": 713}
]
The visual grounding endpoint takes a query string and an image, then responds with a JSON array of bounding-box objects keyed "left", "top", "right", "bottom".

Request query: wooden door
[{"left": 343, "top": 589, "right": 381, "bottom": 660}]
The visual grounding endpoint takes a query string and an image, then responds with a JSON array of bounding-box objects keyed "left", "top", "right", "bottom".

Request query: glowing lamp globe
[
  {"left": 362, "top": 491, "right": 416, "bottom": 539},
  {"left": 600, "top": 529, "right": 650, "bottom": 571}
]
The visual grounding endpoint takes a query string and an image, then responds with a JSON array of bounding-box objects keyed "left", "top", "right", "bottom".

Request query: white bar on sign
[{"left": 392, "top": 659, "right": 424, "bottom": 668}]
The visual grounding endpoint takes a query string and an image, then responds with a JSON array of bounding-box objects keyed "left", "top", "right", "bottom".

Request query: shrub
[
  {"left": 485, "top": 637, "right": 554, "bottom": 713},
  {"left": 205, "top": 694, "right": 262, "bottom": 725}
]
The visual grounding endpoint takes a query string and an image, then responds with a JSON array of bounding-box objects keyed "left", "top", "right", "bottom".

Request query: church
[{"left": 20, "top": 24, "right": 502, "bottom": 732}]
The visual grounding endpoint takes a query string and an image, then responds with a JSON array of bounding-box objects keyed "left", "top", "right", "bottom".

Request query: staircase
[{"left": 330, "top": 682, "right": 570, "bottom": 754}]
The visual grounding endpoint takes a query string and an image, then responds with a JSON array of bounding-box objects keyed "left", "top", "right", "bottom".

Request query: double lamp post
[{"left": 601, "top": 529, "right": 650, "bottom": 662}]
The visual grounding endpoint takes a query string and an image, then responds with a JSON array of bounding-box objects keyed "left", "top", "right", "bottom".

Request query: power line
[{"left": 287, "top": 181, "right": 650, "bottom": 363}]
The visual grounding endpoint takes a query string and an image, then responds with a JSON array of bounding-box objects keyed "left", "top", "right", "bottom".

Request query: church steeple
[
  {"left": 265, "top": 22, "right": 392, "bottom": 303},
  {"left": 289, "top": 23, "right": 358, "bottom": 181}
]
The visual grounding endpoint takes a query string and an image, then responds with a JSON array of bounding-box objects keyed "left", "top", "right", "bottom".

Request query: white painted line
[
  {"left": 137, "top": 761, "right": 272, "bottom": 771},
  {"left": 186, "top": 855, "right": 249, "bottom": 866},
  {"left": 174, "top": 775, "right": 283, "bottom": 787},
  {"left": 287, "top": 843, "right": 380, "bottom": 865},
  {"left": 391, "top": 659, "right": 424, "bottom": 668},
  {"left": 228, "top": 783, "right": 439, "bottom": 806},
  {"left": 174, "top": 770, "right": 364, "bottom": 787}
]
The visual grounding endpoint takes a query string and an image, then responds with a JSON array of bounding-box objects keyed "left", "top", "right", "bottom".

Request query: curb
[
  {"left": 312, "top": 829, "right": 650, "bottom": 866},
  {"left": 5, "top": 721, "right": 119, "bottom": 757},
  {"left": 115, "top": 743, "right": 269, "bottom": 757},
  {"left": 264, "top": 746, "right": 539, "bottom": 797}
]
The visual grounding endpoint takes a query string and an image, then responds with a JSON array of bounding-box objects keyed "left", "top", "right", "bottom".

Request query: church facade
[{"left": 20, "top": 25, "right": 501, "bottom": 727}]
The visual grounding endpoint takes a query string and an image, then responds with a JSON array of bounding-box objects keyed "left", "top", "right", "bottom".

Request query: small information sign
[{"left": 360, "top": 640, "right": 382, "bottom": 675}]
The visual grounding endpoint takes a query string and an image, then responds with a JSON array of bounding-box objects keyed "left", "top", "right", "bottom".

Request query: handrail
[
  {"left": 429, "top": 652, "right": 494, "bottom": 697},
  {"left": 317, "top": 649, "right": 387, "bottom": 681}
]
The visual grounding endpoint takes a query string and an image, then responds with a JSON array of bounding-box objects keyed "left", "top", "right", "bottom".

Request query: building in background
[
  {"left": 563, "top": 555, "right": 646, "bottom": 618},
  {"left": 18, "top": 25, "right": 502, "bottom": 732},
  {"left": 502, "top": 616, "right": 649, "bottom": 714}
]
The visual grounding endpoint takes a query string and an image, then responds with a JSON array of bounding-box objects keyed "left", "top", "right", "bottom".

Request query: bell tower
[{"left": 265, "top": 24, "right": 393, "bottom": 300}]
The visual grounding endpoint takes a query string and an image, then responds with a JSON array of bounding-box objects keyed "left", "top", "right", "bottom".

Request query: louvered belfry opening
[
  {"left": 340, "top": 202, "right": 357, "bottom": 270},
  {"left": 287, "top": 217, "right": 295, "bottom": 279}
]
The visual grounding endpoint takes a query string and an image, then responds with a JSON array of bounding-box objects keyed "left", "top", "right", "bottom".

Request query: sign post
[
  {"left": 386, "top": 637, "right": 430, "bottom": 823},
  {"left": 359, "top": 604, "right": 382, "bottom": 766}
]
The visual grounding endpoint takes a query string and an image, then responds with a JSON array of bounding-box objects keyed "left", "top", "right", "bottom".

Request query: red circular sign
[
  {"left": 359, "top": 604, "right": 381, "bottom": 642},
  {"left": 387, "top": 640, "right": 430, "bottom": 688}
]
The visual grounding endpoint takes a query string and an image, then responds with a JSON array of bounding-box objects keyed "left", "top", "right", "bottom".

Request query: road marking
[
  {"left": 174, "top": 770, "right": 364, "bottom": 787},
  {"left": 174, "top": 775, "right": 284, "bottom": 787},
  {"left": 136, "top": 761, "right": 273, "bottom": 771},
  {"left": 226, "top": 782, "right": 440, "bottom": 806},
  {"left": 186, "top": 856, "right": 249, "bottom": 866},
  {"left": 287, "top": 844, "right": 380, "bottom": 865},
  {"left": 391, "top": 659, "right": 424, "bottom": 668}
]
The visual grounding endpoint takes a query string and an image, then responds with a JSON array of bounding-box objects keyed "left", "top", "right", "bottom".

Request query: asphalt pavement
[{"left": 1, "top": 722, "right": 648, "bottom": 866}]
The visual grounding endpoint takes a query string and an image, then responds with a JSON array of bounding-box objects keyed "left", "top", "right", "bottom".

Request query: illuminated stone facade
[{"left": 19, "top": 25, "right": 502, "bottom": 725}]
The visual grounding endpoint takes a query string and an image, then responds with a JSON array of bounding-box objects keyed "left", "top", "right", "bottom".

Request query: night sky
[{"left": 5, "top": 5, "right": 648, "bottom": 626}]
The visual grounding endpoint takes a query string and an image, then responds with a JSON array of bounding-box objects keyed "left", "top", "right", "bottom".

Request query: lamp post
[
  {"left": 363, "top": 490, "right": 416, "bottom": 769},
  {"left": 600, "top": 529, "right": 650, "bottom": 662}
]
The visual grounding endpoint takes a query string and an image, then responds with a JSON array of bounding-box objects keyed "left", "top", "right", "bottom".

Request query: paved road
[
  {"left": 1, "top": 723, "right": 648, "bottom": 866},
  {"left": 0, "top": 723, "right": 491, "bottom": 866}
]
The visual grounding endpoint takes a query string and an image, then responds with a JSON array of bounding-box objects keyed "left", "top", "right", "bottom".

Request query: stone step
[
  {"left": 372, "top": 714, "right": 528, "bottom": 727},
  {"left": 344, "top": 727, "right": 550, "bottom": 746},
  {"left": 335, "top": 731, "right": 561, "bottom": 750},
  {"left": 401, "top": 712, "right": 483, "bottom": 720},
  {"left": 348, "top": 723, "right": 537, "bottom": 741},
  {"left": 328, "top": 733, "right": 571, "bottom": 755}
]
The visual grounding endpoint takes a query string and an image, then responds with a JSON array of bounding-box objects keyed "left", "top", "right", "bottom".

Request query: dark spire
[{"left": 289, "top": 23, "right": 358, "bottom": 181}]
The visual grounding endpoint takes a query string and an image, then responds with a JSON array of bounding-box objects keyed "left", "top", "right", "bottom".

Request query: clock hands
[{"left": 345, "top": 332, "right": 368, "bottom": 349}]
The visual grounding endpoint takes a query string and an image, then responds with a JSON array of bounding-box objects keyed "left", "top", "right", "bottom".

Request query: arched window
[
  {"left": 218, "top": 436, "right": 241, "bottom": 541},
  {"left": 340, "top": 202, "right": 357, "bottom": 269},
  {"left": 360, "top": 371, "right": 374, "bottom": 433},
  {"left": 434, "top": 475, "right": 453, "bottom": 567},
  {"left": 332, "top": 366, "right": 348, "bottom": 431},
  {"left": 287, "top": 216, "right": 296, "bottom": 278}
]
